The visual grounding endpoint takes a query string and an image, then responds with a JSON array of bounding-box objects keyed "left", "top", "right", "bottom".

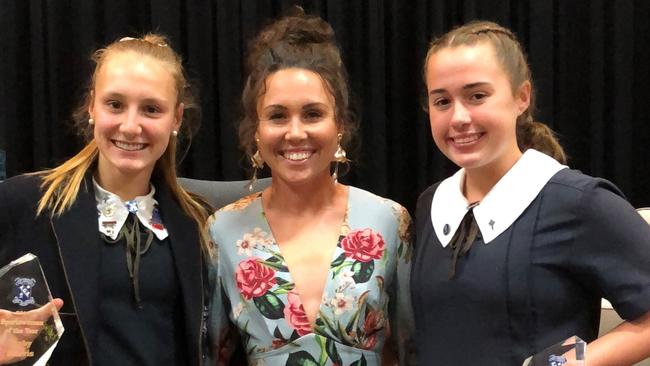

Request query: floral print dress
[{"left": 207, "top": 186, "right": 415, "bottom": 366}]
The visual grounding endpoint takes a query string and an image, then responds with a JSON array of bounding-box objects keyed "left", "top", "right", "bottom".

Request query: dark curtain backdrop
[{"left": 1, "top": 0, "right": 649, "bottom": 213}]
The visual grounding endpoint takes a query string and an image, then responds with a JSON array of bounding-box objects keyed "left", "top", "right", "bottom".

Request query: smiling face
[
  {"left": 425, "top": 42, "right": 530, "bottom": 176},
  {"left": 256, "top": 68, "right": 339, "bottom": 186},
  {"left": 89, "top": 51, "right": 182, "bottom": 185}
]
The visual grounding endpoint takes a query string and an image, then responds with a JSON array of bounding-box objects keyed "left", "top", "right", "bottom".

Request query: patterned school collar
[
  {"left": 430, "top": 149, "right": 567, "bottom": 246},
  {"left": 93, "top": 179, "right": 168, "bottom": 241}
]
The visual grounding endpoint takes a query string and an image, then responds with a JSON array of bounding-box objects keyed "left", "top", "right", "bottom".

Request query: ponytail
[{"left": 516, "top": 115, "right": 567, "bottom": 164}]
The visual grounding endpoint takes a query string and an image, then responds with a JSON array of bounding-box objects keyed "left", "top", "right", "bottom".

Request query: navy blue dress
[{"left": 412, "top": 166, "right": 650, "bottom": 365}]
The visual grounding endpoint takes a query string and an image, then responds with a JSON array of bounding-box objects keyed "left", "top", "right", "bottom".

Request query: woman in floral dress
[{"left": 207, "top": 10, "right": 415, "bottom": 366}]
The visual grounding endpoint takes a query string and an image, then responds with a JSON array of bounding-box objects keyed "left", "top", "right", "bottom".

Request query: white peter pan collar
[
  {"left": 431, "top": 149, "right": 567, "bottom": 246},
  {"left": 93, "top": 179, "right": 168, "bottom": 241}
]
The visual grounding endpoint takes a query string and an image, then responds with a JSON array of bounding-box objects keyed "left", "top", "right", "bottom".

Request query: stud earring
[
  {"left": 332, "top": 133, "right": 348, "bottom": 182},
  {"left": 172, "top": 130, "right": 178, "bottom": 137},
  {"left": 88, "top": 118, "right": 94, "bottom": 125},
  {"left": 248, "top": 149, "right": 265, "bottom": 191}
]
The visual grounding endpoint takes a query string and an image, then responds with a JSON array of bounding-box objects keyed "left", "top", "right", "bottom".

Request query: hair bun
[
  {"left": 254, "top": 10, "right": 335, "bottom": 51},
  {"left": 282, "top": 16, "right": 335, "bottom": 45},
  {"left": 239, "top": 9, "right": 356, "bottom": 163}
]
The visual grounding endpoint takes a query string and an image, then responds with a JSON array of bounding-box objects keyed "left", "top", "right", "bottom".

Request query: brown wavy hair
[{"left": 239, "top": 8, "right": 358, "bottom": 162}]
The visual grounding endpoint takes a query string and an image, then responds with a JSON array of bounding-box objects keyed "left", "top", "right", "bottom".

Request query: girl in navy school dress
[{"left": 412, "top": 21, "right": 650, "bottom": 365}]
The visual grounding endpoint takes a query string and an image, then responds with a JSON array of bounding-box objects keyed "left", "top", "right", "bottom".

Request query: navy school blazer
[{"left": 0, "top": 173, "right": 210, "bottom": 366}]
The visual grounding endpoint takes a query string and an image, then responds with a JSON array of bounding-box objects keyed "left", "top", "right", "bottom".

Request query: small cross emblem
[{"left": 489, "top": 219, "right": 495, "bottom": 229}]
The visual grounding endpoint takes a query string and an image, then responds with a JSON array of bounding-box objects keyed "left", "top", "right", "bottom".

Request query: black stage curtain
[{"left": 1, "top": 1, "right": 649, "bottom": 212}]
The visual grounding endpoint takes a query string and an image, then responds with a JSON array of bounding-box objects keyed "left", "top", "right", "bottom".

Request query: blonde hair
[
  {"left": 36, "top": 33, "right": 212, "bottom": 252},
  {"left": 424, "top": 21, "right": 567, "bottom": 164}
]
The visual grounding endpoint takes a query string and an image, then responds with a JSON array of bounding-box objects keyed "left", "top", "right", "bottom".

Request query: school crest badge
[
  {"left": 12, "top": 277, "right": 36, "bottom": 307},
  {"left": 548, "top": 354, "right": 567, "bottom": 366}
]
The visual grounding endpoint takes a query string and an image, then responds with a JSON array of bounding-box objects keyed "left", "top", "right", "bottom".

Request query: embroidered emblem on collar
[
  {"left": 102, "top": 204, "right": 115, "bottom": 217},
  {"left": 12, "top": 277, "right": 36, "bottom": 307},
  {"left": 150, "top": 207, "right": 164, "bottom": 231},
  {"left": 101, "top": 220, "right": 117, "bottom": 238},
  {"left": 489, "top": 219, "right": 495, "bottom": 229},
  {"left": 93, "top": 179, "right": 169, "bottom": 241},
  {"left": 125, "top": 200, "right": 139, "bottom": 213}
]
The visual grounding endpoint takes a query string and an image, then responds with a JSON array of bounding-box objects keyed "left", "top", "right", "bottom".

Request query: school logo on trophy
[
  {"left": 548, "top": 354, "right": 567, "bottom": 366},
  {"left": 12, "top": 277, "right": 36, "bottom": 307},
  {"left": 522, "top": 336, "right": 585, "bottom": 366}
]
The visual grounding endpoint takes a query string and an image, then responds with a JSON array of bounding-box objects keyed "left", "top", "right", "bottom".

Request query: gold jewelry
[
  {"left": 248, "top": 150, "right": 265, "bottom": 191},
  {"left": 332, "top": 133, "right": 348, "bottom": 182},
  {"left": 251, "top": 150, "right": 264, "bottom": 168}
]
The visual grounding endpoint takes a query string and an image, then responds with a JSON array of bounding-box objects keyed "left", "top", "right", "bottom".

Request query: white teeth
[
  {"left": 284, "top": 151, "right": 311, "bottom": 161},
  {"left": 454, "top": 134, "right": 481, "bottom": 144},
  {"left": 114, "top": 141, "right": 146, "bottom": 151}
]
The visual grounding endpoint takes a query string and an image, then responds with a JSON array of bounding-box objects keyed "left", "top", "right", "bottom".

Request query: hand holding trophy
[
  {"left": 0, "top": 254, "right": 64, "bottom": 365},
  {"left": 522, "top": 336, "right": 586, "bottom": 366}
]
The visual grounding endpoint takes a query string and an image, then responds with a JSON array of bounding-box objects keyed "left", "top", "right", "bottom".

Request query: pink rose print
[
  {"left": 283, "top": 292, "right": 312, "bottom": 336},
  {"left": 341, "top": 228, "right": 385, "bottom": 262},
  {"left": 235, "top": 258, "right": 277, "bottom": 300},
  {"left": 363, "top": 308, "right": 384, "bottom": 334}
]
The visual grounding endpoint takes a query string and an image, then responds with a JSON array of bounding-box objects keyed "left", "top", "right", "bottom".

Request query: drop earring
[
  {"left": 248, "top": 141, "right": 265, "bottom": 191},
  {"left": 332, "top": 133, "right": 348, "bottom": 182}
]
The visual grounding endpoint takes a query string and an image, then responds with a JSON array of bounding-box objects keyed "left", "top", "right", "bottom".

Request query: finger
[
  {"left": 26, "top": 301, "right": 59, "bottom": 323},
  {"left": 51, "top": 298, "right": 64, "bottom": 311}
]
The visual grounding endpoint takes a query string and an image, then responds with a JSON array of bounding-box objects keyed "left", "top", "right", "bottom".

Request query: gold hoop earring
[
  {"left": 332, "top": 133, "right": 348, "bottom": 182},
  {"left": 248, "top": 150, "right": 265, "bottom": 191}
]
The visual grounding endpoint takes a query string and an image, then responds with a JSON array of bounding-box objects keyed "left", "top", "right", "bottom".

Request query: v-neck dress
[{"left": 207, "top": 186, "right": 415, "bottom": 365}]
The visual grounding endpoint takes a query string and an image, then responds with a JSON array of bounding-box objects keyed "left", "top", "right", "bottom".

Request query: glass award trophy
[
  {"left": 522, "top": 336, "right": 586, "bottom": 366},
  {"left": 0, "top": 254, "right": 64, "bottom": 366}
]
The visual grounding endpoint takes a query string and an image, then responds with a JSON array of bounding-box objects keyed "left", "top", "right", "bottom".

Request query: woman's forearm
[{"left": 586, "top": 310, "right": 650, "bottom": 366}]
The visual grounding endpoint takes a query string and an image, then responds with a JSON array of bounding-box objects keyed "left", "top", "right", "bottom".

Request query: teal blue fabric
[{"left": 207, "top": 186, "right": 415, "bottom": 365}]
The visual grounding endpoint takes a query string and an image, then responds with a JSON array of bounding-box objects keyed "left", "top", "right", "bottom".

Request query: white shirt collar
[
  {"left": 93, "top": 179, "right": 168, "bottom": 240},
  {"left": 431, "top": 149, "right": 567, "bottom": 246}
]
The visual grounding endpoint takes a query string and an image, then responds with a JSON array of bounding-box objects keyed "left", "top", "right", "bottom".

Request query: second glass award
[{"left": 522, "top": 336, "right": 586, "bottom": 366}]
